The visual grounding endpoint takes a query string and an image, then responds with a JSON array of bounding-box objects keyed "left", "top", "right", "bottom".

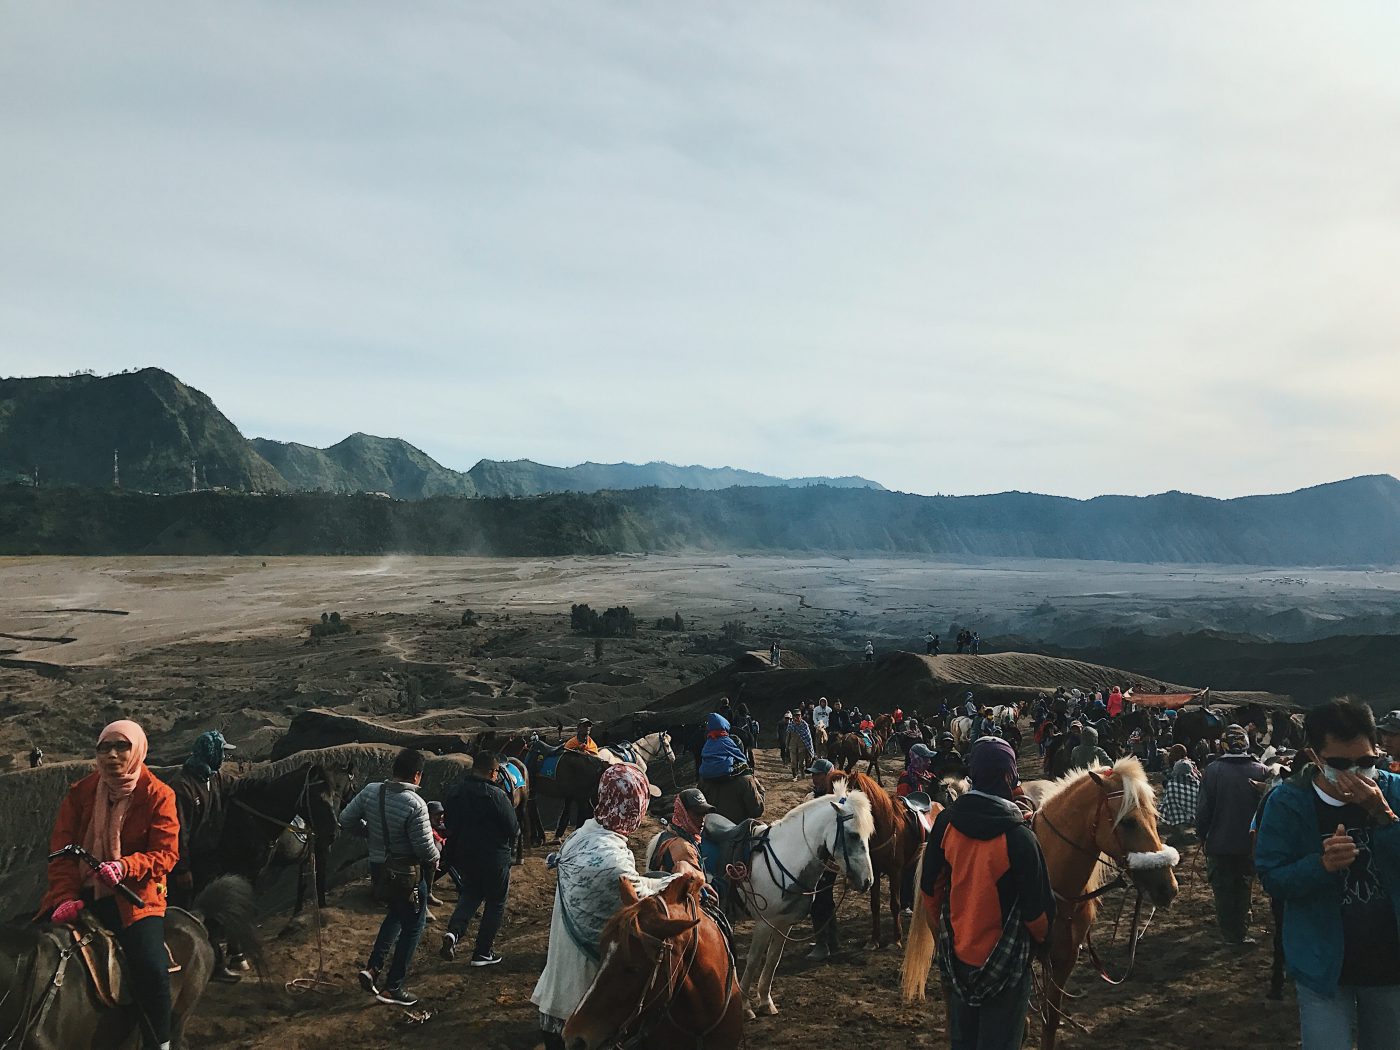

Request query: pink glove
[
  {"left": 52, "top": 900, "right": 84, "bottom": 924},
  {"left": 96, "top": 861, "right": 124, "bottom": 888}
]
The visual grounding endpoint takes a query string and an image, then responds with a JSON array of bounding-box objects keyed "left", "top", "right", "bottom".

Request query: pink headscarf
[
  {"left": 85, "top": 720, "right": 149, "bottom": 888},
  {"left": 671, "top": 795, "right": 703, "bottom": 839},
  {"left": 594, "top": 764, "right": 651, "bottom": 837}
]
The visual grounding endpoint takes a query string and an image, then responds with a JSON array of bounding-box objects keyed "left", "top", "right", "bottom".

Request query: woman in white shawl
[{"left": 532, "top": 763, "right": 673, "bottom": 1048}]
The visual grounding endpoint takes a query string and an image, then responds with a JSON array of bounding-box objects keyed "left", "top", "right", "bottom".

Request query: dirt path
[{"left": 185, "top": 741, "right": 1299, "bottom": 1050}]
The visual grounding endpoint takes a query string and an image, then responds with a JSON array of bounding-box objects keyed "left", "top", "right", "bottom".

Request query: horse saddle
[
  {"left": 499, "top": 761, "right": 526, "bottom": 793},
  {"left": 608, "top": 741, "right": 637, "bottom": 765},
  {"left": 900, "top": 792, "right": 937, "bottom": 834},
  {"left": 67, "top": 918, "right": 180, "bottom": 1010},
  {"left": 700, "top": 814, "right": 766, "bottom": 921},
  {"left": 858, "top": 731, "right": 876, "bottom": 751}
]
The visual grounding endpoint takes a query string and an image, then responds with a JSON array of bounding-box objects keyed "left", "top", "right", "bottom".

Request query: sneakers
[
  {"left": 470, "top": 951, "right": 503, "bottom": 967},
  {"left": 376, "top": 987, "right": 419, "bottom": 1007},
  {"left": 440, "top": 932, "right": 459, "bottom": 961},
  {"left": 358, "top": 967, "right": 379, "bottom": 994}
]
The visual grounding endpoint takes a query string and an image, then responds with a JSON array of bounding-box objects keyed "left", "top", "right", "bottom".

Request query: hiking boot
[
  {"left": 376, "top": 987, "right": 419, "bottom": 1007},
  {"left": 212, "top": 965, "right": 243, "bottom": 984},
  {"left": 440, "top": 933, "right": 459, "bottom": 961},
  {"left": 357, "top": 967, "right": 380, "bottom": 994},
  {"left": 470, "top": 951, "right": 503, "bottom": 967},
  {"left": 806, "top": 942, "right": 831, "bottom": 962}
]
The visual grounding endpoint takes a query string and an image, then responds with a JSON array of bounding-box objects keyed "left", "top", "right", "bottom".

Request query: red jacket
[{"left": 40, "top": 767, "right": 180, "bottom": 926}]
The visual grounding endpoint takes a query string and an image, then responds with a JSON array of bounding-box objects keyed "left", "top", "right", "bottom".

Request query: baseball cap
[
  {"left": 1377, "top": 710, "right": 1400, "bottom": 734},
  {"left": 677, "top": 787, "right": 717, "bottom": 816},
  {"left": 807, "top": 758, "right": 835, "bottom": 776}
]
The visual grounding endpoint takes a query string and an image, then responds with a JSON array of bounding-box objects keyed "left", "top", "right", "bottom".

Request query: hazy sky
[{"left": 3, "top": 3, "right": 1399, "bottom": 498}]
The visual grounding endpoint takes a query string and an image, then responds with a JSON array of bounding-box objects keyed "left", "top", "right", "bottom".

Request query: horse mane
[
  {"left": 1029, "top": 756, "right": 1156, "bottom": 827},
  {"left": 772, "top": 787, "right": 875, "bottom": 841},
  {"left": 843, "top": 771, "right": 896, "bottom": 825},
  {"left": 599, "top": 874, "right": 701, "bottom": 961}
]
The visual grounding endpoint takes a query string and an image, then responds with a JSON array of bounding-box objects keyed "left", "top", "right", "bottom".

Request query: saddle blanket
[
  {"left": 539, "top": 754, "right": 561, "bottom": 779},
  {"left": 500, "top": 761, "right": 525, "bottom": 792},
  {"left": 859, "top": 731, "right": 876, "bottom": 751}
]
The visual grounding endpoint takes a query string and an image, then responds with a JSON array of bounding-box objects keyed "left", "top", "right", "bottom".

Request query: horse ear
[
  {"left": 651, "top": 914, "right": 701, "bottom": 939},
  {"left": 618, "top": 876, "right": 640, "bottom": 905}
]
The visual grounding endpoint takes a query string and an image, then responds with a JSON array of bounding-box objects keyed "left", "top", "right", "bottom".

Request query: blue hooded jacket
[
  {"left": 1255, "top": 767, "right": 1400, "bottom": 996},
  {"left": 699, "top": 713, "right": 749, "bottom": 780}
]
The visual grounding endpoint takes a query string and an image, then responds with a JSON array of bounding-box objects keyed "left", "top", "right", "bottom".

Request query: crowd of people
[{"left": 33, "top": 689, "right": 1400, "bottom": 1050}]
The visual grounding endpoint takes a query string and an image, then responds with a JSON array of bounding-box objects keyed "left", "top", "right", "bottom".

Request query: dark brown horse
[
  {"left": 563, "top": 871, "right": 743, "bottom": 1050},
  {"left": 830, "top": 727, "right": 889, "bottom": 783},
  {"left": 0, "top": 876, "right": 261, "bottom": 1050},
  {"left": 843, "top": 771, "right": 931, "bottom": 950}
]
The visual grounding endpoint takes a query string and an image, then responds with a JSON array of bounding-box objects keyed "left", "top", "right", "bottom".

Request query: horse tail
[
  {"left": 900, "top": 844, "right": 935, "bottom": 1002},
  {"left": 192, "top": 875, "right": 266, "bottom": 976}
]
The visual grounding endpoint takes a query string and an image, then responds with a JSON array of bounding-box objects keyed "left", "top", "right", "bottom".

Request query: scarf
[
  {"left": 594, "top": 764, "right": 651, "bottom": 836},
  {"left": 670, "top": 795, "right": 703, "bottom": 839},
  {"left": 86, "top": 720, "right": 148, "bottom": 893},
  {"left": 182, "top": 729, "right": 227, "bottom": 781}
]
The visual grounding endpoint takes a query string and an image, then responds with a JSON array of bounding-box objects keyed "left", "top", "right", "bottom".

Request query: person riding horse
[
  {"left": 565, "top": 718, "right": 599, "bottom": 756},
  {"left": 39, "top": 720, "right": 179, "bottom": 1050}
]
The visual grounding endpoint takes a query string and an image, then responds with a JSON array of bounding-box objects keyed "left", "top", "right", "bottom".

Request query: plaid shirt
[
  {"left": 937, "top": 898, "right": 1031, "bottom": 1006},
  {"left": 1160, "top": 760, "right": 1200, "bottom": 827}
]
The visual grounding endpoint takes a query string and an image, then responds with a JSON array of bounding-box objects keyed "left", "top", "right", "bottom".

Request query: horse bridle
[{"left": 609, "top": 892, "right": 737, "bottom": 1050}]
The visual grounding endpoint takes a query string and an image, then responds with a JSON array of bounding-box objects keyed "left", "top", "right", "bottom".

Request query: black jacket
[
  {"left": 443, "top": 775, "right": 519, "bottom": 869},
  {"left": 829, "top": 710, "right": 853, "bottom": 735}
]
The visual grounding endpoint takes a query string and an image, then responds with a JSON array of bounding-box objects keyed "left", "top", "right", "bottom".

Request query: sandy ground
[
  {"left": 4, "top": 555, "right": 1399, "bottom": 667},
  {"left": 183, "top": 743, "right": 1299, "bottom": 1050}
]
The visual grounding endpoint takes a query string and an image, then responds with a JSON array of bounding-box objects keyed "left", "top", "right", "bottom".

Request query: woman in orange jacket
[{"left": 40, "top": 720, "right": 179, "bottom": 1050}]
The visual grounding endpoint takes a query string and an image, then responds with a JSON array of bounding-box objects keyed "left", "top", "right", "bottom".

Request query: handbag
[{"left": 374, "top": 783, "right": 422, "bottom": 909}]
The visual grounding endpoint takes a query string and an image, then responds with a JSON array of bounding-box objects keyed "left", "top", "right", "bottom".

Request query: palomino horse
[
  {"left": 901, "top": 758, "right": 1180, "bottom": 1050},
  {"left": 721, "top": 792, "right": 874, "bottom": 1017},
  {"left": 841, "top": 771, "right": 932, "bottom": 950},
  {"left": 0, "top": 876, "right": 261, "bottom": 1050},
  {"left": 562, "top": 871, "right": 744, "bottom": 1050}
]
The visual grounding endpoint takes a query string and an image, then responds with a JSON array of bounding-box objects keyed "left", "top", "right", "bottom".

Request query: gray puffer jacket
[{"left": 338, "top": 779, "right": 439, "bottom": 865}]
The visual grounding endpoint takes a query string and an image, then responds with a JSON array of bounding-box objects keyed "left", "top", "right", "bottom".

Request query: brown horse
[
  {"left": 829, "top": 728, "right": 888, "bottom": 783},
  {"left": 842, "top": 770, "right": 934, "bottom": 950},
  {"left": 0, "top": 876, "right": 261, "bottom": 1050},
  {"left": 562, "top": 871, "right": 744, "bottom": 1050},
  {"left": 901, "top": 758, "right": 1180, "bottom": 1050},
  {"left": 499, "top": 756, "right": 541, "bottom": 862}
]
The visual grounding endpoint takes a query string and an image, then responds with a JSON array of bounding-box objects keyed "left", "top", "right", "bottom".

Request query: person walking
[
  {"left": 1068, "top": 725, "right": 1111, "bottom": 770},
  {"left": 864, "top": 640, "right": 875, "bottom": 663},
  {"left": 1256, "top": 699, "right": 1400, "bottom": 1048},
  {"left": 919, "top": 737, "right": 1053, "bottom": 1050},
  {"left": 532, "top": 765, "right": 673, "bottom": 1050},
  {"left": 339, "top": 748, "right": 440, "bottom": 1007},
  {"left": 1197, "top": 725, "right": 1268, "bottom": 947},
  {"left": 787, "top": 710, "right": 815, "bottom": 781},
  {"left": 440, "top": 751, "right": 518, "bottom": 967},
  {"left": 40, "top": 720, "right": 179, "bottom": 1050}
]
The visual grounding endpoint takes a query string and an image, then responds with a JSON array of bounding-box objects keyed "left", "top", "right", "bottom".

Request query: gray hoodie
[{"left": 1069, "top": 727, "right": 1112, "bottom": 770}]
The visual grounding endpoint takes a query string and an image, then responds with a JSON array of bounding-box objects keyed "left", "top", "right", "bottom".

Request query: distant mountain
[
  {"left": 252, "top": 434, "right": 477, "bottom": 499},
  {"left": 465, "top": 458, "right": 884, "bottom": 496},
  {"left": 0, "top": 369, "right": 285, "bottom": 493},
  {"left": 5, "top": 475, "right": 1400, "bottom": 565}
]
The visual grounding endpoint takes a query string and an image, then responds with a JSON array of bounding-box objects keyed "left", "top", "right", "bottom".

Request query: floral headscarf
[{"left": 595, "top": 764, "right": 651, "bottom": 836}]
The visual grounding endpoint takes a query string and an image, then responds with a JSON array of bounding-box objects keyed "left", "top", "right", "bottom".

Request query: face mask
[{"left": 1322, "top": 765, "right": 1341, "bottom": 785}]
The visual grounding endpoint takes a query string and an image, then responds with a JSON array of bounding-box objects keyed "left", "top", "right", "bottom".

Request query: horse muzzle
[{"left": 1127, "top": 846, "right": 1180, "bottom": 906}]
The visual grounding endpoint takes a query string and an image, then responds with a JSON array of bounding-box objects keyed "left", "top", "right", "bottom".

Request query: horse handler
[
  {"left": 919, "top": 737, "right": 1054, "bottom": 1050},
  {"left": 40, "top": 719, "right": 180, "bottom": 1050},
  {"left": 440, "top": 750, "right": 518, "bottom": 966},
  {"left": 532, "top": 763, "right": 674, "bottom": 1050}
]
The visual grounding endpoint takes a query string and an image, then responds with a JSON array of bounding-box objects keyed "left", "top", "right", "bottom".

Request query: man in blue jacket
[{"left": 1256, "top": 699, "right": 1400, "bottom": 1048}]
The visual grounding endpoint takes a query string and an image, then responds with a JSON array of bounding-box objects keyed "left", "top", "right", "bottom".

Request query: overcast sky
[{"left": 3, "top": 3, "right": 1399, "bottom": 498}]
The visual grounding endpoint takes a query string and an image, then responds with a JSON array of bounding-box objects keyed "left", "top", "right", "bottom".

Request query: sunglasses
[
  {"left": 96, "top": 740, "right": 133, "bottom": 755},
  {"left": 1320, "top": 755, "right": 1380, "bottom": 773}
]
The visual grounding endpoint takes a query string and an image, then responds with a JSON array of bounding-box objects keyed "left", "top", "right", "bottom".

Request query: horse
[
  {"left": 500, "top": 756, "right": 540, "bottom": 862},
  {"left": 0, "top": 875, "right": 261, "bottom": 1050},
  {"left": 812, "top": 724, "right": 828, "bottom": 759},
  {"left": 562, "top": 871, "right": 744, "bottom": 1050},
  {"left": 901, "top": 758, "right": 1179, "bottom": 1050},
  {"left": 215, "top": 760, "right": 355, "bottom": 914},
  {"left": 829, "top": 728, "right": 888, "bottom": 783},
  {"left": 842, "top": 771, "right": 930, "bottom": 950},
  {"left": 725, "top": 791, "right": 874, "bottom": 1017},
  {"left": 601, "top": 731, "right": 678, "bottom": 790},
  {"left": 948, "top": 716, "right": 973, "bottom": 748}
]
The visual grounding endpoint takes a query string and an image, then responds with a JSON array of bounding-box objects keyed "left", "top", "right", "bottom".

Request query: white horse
[
  {"left": 949, "top": 715, "right": 974, "bottom": 746},
  {"left": 719, "top": 791, "right": 875, "bottom": 1018},
  {"left": 599, "top": 730, "right": 675, "bottom": 777}
]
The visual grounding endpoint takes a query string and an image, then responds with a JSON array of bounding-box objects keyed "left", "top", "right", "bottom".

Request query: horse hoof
[
  {"left": 744, "top": 1007, "right": 757, "bottom": 1021},
  {"left": 758, "top": 1001, "right": 778, "bottom": 1016}
]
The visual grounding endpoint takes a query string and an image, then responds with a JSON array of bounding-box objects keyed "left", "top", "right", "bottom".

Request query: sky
[{"left": 3, "top": 3, "right": 1399, "bottom": 499}]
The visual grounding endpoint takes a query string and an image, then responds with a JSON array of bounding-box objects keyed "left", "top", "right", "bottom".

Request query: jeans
[
  {"left": 90, "top": 896, "right": 171, "bottom": 1046},
  {"left": 944, "top": 963, "right": 1032, "bottom": 1050},
  {"left": 1205, "top": 853, "right": 1254, "bottom": 943},
  {"left": 368, "top": 874, "right": 429, "bottom": 992},
  {"left": 447, "top": 861, "right": 510, "bottom": 955},
  {"left": 1297, "top": 982, "right": 1400, "bottom": 1050}
]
